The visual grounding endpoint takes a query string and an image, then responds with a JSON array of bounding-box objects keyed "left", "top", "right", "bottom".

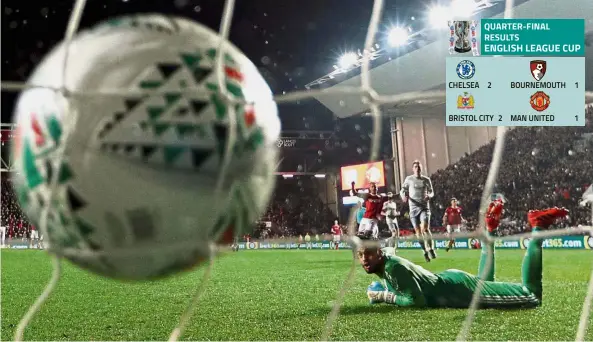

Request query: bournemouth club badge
[
  {"left": 530, "top": 91, "right": 550, "bottom": 112},
  {"left": 530, "top": 60, "right": 547, "bottom": 81}
]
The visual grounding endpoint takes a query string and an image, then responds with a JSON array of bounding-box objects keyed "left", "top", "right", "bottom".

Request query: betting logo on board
[
  {"left": 456, "top": 60, "right": 476, "bottom": 79},
  {"left": 530, "top": 60, "right": 547, "bottom": 81}
]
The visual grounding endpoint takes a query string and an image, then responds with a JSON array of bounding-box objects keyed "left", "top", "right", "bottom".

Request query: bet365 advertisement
[{"left": 237, "top": 236, "right": 593, "bottom": 250}]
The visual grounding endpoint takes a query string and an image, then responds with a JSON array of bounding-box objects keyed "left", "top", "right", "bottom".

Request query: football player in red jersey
[
  {"left": 331, "top": 220, "right": 342, "bottom": 250},
  {"left": 332, "top": 220, "right": 342, "bottom": 250},
  {"left": 443, "top": 198, "right": 467, "bottom": 252},
  {"left": 351, "top": 181, "right": 388, "bottom": 240}
]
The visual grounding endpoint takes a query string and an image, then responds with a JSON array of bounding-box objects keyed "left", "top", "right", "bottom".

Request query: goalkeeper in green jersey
[{"left": 360, "top": 201, "right": 569, "bottom": 308}]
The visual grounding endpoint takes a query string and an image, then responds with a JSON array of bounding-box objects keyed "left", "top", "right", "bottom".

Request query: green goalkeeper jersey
[{"left": 380, "top": 255, "right": 540, "bottom": 308}]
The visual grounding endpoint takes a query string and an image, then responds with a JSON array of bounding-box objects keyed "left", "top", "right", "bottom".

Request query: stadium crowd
[
  {"left": 1, "top": 178, "right": 32, "bottom": 240},
  {"left": 255, "top": 177, "right": 336, "bottom": 239},
  {"left": 1, "top": 107, "right": 592, "bottom": 243},
  {"left": 430, "top": 106, "right": 593, "bottom": 235}
]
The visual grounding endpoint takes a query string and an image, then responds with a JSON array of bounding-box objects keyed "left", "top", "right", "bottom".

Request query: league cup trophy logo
[
  {"left": 454, "top": 21, "right": 471, "bottom": 53},
  {"left": 449, "top": 20, "right": 480, "bottom": 56}
]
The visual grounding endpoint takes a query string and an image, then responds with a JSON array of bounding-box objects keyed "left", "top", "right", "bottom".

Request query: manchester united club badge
[
  {"left": 530, "top": 60, "right": 547, "bottom": 81},
  {"left": 530, "top": 91, "right": 550, "bottom": 112}
]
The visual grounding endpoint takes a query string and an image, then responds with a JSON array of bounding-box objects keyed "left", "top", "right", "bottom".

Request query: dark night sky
[
  {"left": 1, "top": 0, "right": 513, "bottom": 171},
  {"left": 1, "top": 0, "right": 432, "bottom": 129}
]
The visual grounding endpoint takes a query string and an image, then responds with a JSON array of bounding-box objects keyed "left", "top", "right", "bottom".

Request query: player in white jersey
[
  {"left": 29, "top": 224, "right": 39, "bottom": 249},
  {"left": 0, "top": 225, "right": 6, "bottom": 247},
  {"left": 400, "top": 160, "right": 436, "bottom": 262},
  {"left": 381, "top": 193, "right": 400, "bottom": 249}
]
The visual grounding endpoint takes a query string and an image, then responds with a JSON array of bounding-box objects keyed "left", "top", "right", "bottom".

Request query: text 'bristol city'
[{"left": 448, "top": 114, "right": 497, "bottom": 122}]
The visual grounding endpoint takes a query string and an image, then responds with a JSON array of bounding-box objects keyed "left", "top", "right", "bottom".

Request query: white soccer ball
[{"left": 11, "top": 14, "right": 280, "bottom": 280}]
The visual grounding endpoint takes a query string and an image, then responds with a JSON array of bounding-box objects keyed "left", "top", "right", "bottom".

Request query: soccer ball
[{"left": 11, "top": 14, "right": 280, "bottom": 280}]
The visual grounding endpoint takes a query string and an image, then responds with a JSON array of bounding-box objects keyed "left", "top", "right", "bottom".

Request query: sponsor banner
[
  {"left": 245, "top": 241, "right": 351, "bottom": 250},
  {"left": 520, "top": 235, "right": 591, "bottom": 249},
  {"left": 276, "top": 138, "right": 331, "bottom": 150},
  {"left": 237, "top": 236, "right": 593, "bottom": 250},
  {"left": 2, "top": 240, "right": 31, "bottom": 249}
]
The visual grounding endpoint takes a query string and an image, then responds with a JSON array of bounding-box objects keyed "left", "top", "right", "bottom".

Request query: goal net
[{"left": 2, "top": 0, "right": 593, "bottom": 341}]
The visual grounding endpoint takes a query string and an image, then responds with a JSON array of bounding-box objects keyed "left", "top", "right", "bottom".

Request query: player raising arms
[
  {"left": 351, "top": 181, "right": 387, "bottom": 240},
  {"left": 443, "top": 198, "right": 467, "bottom": 252},
  {"left": 359, "top": 202, "right": 568, "bottom": 309},
  {"left": 331, "top": 220, "right": 342, "bottom": 250},
  {"left": 381, "top": 193, "right": 400, "bottom": 249},
  {"left": 400, "top": 160, "right": 435, "bottom": 262}
]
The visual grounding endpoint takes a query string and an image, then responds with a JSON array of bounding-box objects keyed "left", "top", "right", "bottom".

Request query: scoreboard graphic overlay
[{"left": 446, "top": 19, "right": 586, "bottom": 127}]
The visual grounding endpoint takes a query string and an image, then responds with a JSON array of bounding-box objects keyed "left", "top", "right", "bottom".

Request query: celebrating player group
[
  {"left": 351, "top": 160, "right": 438, "bottom": 258},
  {"left": 346, "top": 157, "right": 573, "bottom": 310}
]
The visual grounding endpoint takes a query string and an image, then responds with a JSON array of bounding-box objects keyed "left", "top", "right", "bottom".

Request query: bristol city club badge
[
  {"left": 530, "top": 91, "right": 550, "bottom": 112},
  {"left": 530, "top": 60, "right": 547, "bottom": 81},
  {"left": 457, "top": 92, "right": 475, "bottom": 109}
]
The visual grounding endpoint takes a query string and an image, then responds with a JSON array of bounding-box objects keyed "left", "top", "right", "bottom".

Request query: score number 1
[{"left": 575, "top": 82, "right": 580, "bottom": 121}]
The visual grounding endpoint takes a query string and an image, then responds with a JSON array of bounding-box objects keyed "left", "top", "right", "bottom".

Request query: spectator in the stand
[
  {"left": 2, "top": 108, "right": 592, "bottom": 242},
  {"left": 429, "top": 106, "right": 593, "bottom": 235},
  {"left": 1, "top": 178, "right": 32, "bottom": 245},
  {"left": 254, "top": 176, "right": 336, "bottom": 239}
]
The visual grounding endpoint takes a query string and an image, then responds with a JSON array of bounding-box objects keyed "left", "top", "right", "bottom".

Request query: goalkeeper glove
[{"left": 367, "top": 281, "right": 396, "bottom": 304}]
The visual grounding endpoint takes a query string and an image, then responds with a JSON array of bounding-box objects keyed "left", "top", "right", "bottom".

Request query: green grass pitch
[{"left": 2, "top": 248, "right": 592, "bottom": 340}]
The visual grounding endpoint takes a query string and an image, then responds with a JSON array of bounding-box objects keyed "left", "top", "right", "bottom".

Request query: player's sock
[
  {"left": 522, "top": 207, "right": 568, "bottom": 301},
  {"left": 425, "top": 235, "right": 436, "bottom": 259},
  {"left": 478, "top": 231, "right": 496, "bottom": 281},
  {"left": 426, "top": 236, "right": 433, "bottom": 250},
  {"left": 446, "top": 239, "right": 454, "bottom": 251},
  {"left": 417, "top": 238, "right": 426, "bottom": 252},
  {"left": 521, "top": 227, "right": 543, "bottom": 301}
]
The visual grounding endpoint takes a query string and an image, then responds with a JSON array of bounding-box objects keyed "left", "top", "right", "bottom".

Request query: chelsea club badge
[{"left": 456, "top": 60, "right": 475, "bottom": 79}]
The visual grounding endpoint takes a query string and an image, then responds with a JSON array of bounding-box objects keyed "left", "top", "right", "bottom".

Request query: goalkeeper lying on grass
[{"left": 359, "top": 201, "right": 568, "bottom": 308}]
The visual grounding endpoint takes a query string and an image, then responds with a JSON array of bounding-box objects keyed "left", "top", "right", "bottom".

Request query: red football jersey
[
  {"left": 364, "top": 194, "right": 386, "bottom": 219},
  {"left": 445, "top": 206, "right": 463, "bottom": 225},
  {"left": 331, "top": 225, "right": 341, "bottom": 235}
]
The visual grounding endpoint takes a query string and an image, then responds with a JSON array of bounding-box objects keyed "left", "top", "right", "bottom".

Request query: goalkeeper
[{"left": 361, "top": 201, "right": 568, "bottom": 308}]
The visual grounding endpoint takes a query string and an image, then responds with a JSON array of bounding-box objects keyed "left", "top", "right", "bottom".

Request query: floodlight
[{"left": 387, "top": 27, "right": 409, "bottom": 47}]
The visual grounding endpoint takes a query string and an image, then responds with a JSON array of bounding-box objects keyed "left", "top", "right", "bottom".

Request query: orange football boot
[{"left": 527, "top": 207, "right": 569, "bottom": 229}]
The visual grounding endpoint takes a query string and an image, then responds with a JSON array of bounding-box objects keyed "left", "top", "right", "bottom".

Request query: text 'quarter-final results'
[
  {"left": 445, "top": 19, "right": 585, "bottom": 127},
  {"left": 446, "top": 57, "right": 585, "bottom": 127}
]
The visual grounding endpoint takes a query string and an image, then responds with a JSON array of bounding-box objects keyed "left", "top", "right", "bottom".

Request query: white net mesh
[{"left": 2, "top": 0, "right": 593, "bottom": 340}]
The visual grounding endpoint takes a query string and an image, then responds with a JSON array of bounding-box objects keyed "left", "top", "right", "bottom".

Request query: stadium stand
[
  {"left": 256, "top": 176, "right": 336, "bottom": 238},
  {"left": 430, "top": 106, "right": 593, "bottom": 235},
  {"left": 1, "top": 107, "right": 592, "bottom": 243},
  {"left": 1, "top": 178, "right": 31, "bottom": 240}
]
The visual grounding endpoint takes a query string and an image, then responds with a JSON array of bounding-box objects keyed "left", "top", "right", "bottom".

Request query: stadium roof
[{"left": 312, "top": 0, "right": 593, "bottom": 119}]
